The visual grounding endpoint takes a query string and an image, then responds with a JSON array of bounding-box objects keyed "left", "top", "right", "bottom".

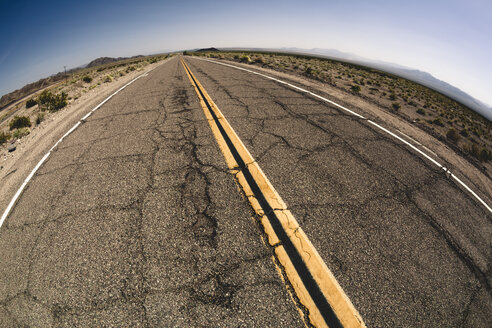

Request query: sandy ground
[
  {"left": 208, "top": 58, "right": 492, "bottom": 209},
  {"left": 0, "top": 57, "right": 171, "bottom": 218}
]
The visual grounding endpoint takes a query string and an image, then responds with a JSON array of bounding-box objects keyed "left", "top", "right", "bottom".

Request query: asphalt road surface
[{"left": 0, "top": 56, "right": 490, "bottom": 327}]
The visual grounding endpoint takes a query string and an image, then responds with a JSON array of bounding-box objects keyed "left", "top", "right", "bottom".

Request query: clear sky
[{"left": 1, "top": 0, "right": 491, "bottom": 106}]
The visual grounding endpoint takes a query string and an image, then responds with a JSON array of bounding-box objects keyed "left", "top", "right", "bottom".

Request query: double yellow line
[{"left": 181, "top": 58, "right": 365, "bottom": 328}]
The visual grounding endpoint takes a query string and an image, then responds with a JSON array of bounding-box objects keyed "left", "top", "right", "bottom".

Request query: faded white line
[
  {"left": 194, "top": 57, "right": 492, "bottom": 214},
  {"left": 0, "top": 67, "right": 157, "bottom": 229}
]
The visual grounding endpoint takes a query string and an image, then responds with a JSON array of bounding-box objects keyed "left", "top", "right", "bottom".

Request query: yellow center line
[{"left": 181, "top": 58, "right": 366, "bottom": 328}]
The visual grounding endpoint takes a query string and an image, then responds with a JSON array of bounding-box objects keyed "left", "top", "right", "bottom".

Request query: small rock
[{"left": 7, "top": 144, "right": 16, "bottom": 152}]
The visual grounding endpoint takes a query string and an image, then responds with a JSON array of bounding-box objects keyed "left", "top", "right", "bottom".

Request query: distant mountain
[
  {"left": 196, "top": 47, "right": 219, "bottom": 52},
  {"left": 278, "top": 47, "right": 492, "bottom": 121},
  {"left": 85, "top": 55, "right": 143, "bottom": 68},
  {"left": 86, "top": 57, "right": 123, "bottom": 68}
]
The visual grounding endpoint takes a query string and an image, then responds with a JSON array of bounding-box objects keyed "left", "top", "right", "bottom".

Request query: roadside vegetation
[
  {"left": 0, "top": 54, "right": 172, "bottom": 145},
  {"left": 9, "top": 116, "right": 31, "bottom": 130},
  {"left": 189, "top": 51, "right": 492, "bottom": 164}
]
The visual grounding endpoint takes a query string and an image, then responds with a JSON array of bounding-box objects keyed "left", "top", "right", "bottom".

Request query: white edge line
[
  {"left": 194, "top": 57, "right": 492, "bottom": 214},
  {"left": 0, "top": 67, "right": 157, "bottom": 229}
]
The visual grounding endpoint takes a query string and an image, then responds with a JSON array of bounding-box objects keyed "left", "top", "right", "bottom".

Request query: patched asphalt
[{"left": 0, "top": 55, "right": 490, "bottom": 327}]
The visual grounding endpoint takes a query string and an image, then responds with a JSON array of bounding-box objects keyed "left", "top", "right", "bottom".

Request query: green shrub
[
  {"left": 9, "top": 116, "right": 31, "bottom": 130},
  {"left": 26, "top": 98, "right": 37, "bottom": 108},
  {"left": 459, "top": 129, "right": 469, "bottom": 137},
  {"left": 416, "top": 108, "right": 426, "bottom": 115},
  {"left": 82, "top": 75, "right": 93, "bottom": 83},
  {"left": 446, "top": 128, "right": 460, "bottom": 143},
  {"left": 392, "top": 102, "right": 401, "bottom": 111},
  {"left": 389, "top": 94, "right": 397, "bottom": 101},
  {"left": 13, "top": 127, "right": 30, "bottom": 139},
  {"left": 126, "top": 66, "right": 136, "bottom": 73},
  {"left": 239, "top": 55, "right": 252, "bottom": 63},
  {"left": 350, "top": 85, "right": 361, "bottom": 93},
  {"left": 37, "top": 90, "right": 68, "bottom": 112},
  {"left": 0, "top": 131, "right": 10, "bottom": 144},
  {"left": 104, "top": 75, "right": 113, "bottom": 83}
]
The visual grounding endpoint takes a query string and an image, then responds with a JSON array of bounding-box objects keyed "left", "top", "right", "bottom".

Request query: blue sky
[{"left": 0, "top": 0, "right": 491, "bottom": 107}]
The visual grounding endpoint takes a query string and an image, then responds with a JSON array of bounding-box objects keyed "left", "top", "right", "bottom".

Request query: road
[{"left": 0, "top": 56, "right": 490, "bottom": 327}]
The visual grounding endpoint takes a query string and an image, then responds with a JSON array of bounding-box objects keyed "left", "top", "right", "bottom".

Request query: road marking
[
  {"left": 194, "top": 57, "right": 492, "bottom": 215},
  {"left": 181, "top": 59, "right": 366, "bottom": 328},
  {"left": 0, "top": 65, "right": 160, "bottom": 229}
]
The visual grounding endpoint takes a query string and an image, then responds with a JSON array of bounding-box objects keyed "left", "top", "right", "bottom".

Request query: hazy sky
[{"left": 1, "top": 0, "right": 491, "bottom": 106}]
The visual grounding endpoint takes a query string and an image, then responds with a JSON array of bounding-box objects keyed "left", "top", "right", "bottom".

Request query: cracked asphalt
[
  {"left": 0, "top": 55, "right": 491, "bottom": 327},
  {"left": 0, "top": 58, "right": 303, "bottom": 327}
]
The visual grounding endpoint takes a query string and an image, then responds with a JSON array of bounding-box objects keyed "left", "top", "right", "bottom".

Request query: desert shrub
[
  {"left": 104, "top": 75, "right": 113, "bottom": 83},
  {"left": 0, "top": 131, "right": 10, "bottom": 144},
  {"left": 459, "top": 129, "right": 469, "bottom": 137},
  {"left": 431, "top": 118, "right": 444, "bottom": 126},
  {"left": 126, "top": 66, "right": 136, "bottom": 73},
  {"left": 446, "top": 128, "right": 460, "bottom": 143},
  {"left": 350, "top": 85, "right": 361, "bottom": 93},
  {"left": 26, "top": 98, "right": 37, "bottom": 108},
  {"left": 51, "top": 91, "right": 68, "bottom": 112},
  {"left": 239, "top": 55, "right": 252, "bottom": 63},
  {"left": 254, "top": 56, "right": 265, "bottom": 64},
  {"left": 389, "top": 94, "right": 397, "bottom": 101},
  {"left": 392, "top": 102, "right": 401, "bottom": 111},
  {"left": 479, "top": 148, "right": 492, "bottom": 162},
  {"left": 9, "top": 116, "right": 31, "bottom": 130},
  {"left": 416, "top": 108, "right": 426, "bottom": 115},
  {"left": 119, "top": 71, "right": 125, "bottom": 76},
  {"left": 36, "top": 113, "right": 45, "bottom": 125},
  {"left": 82, "top": 75, "right": 93, "bottom": 83},
  {"left": 464, "top": 144, "right": 491, "bottom": 162},
  {"left": 13, "top": 127, "right": 30, "bottom": 139},
  {"left": 37, "top": 90, "right": 68, "bottom": 112}
]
